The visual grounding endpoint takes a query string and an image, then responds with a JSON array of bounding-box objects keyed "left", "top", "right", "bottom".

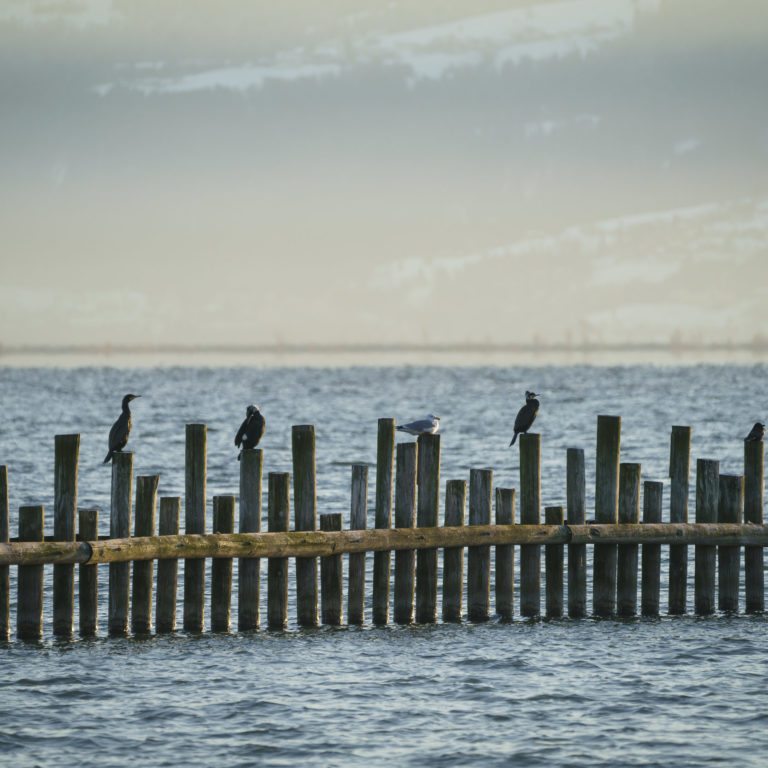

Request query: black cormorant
[
  {"left": 103, "top": 394, "right": 140, "bottom": 464},
  {"left": 235, "top": 404, "right": 266, "bottom": 460},
  {"left": 395, "top": 414, "right": 440, "bottom": 436},
  {"left": 745, "top": 422, "right": 765, "bottom": 442},
  {"left": 509, "top": 391, "right": 540, "bottom": 446}
]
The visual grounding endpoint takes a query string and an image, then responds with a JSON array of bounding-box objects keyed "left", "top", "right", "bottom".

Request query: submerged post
[
  {"left": 131, "top": 475, "right": 159, "bottom": 634},
  {"left": 320, "top": 513, "right": 343, "bottom": 626},
  {"left": 641, "top": 481, "right": 663, "bottom": 617},
  {"left": 594, "top": 415, "right": 620, "bottom": 616},
  {"left": 442, "top": 479, "right": 466, "bottom": 622},
  {"left": 78, "top": 509, "right": 98, "bottom": 637},
  {"left": 183, "top": 424, "right": 207, "bottom": 633},
  {"left": 211, "top": 496, "right": 235, "bottom": 632},
  {"left": 520, "top": 433, "right": 541, "bottom": 617},
  {"left": 717, "top": 475, "right": 743, "bottom": 613},
  {"left": 267, "top": 473, "right": 290, "bottom": 630},
  {"left": 348, "top": 464, "right": 368, "bottom": 626},
  {"left": 616, "top": 463, "right": 641, "bottom": 617},
  {"left": 566, "top": 448, "right": 586, "bottom": 618},
  {"left": 744, "top": 440, "right": 764, "bottom": 612},
  {"left": 694, "top": 459, "right": 720, "bottom": 615},
  {"left": 293, "top": 425, "right": 318, "bottom": 628},
  {"left": 238, "top": 448, "right": 263, "bottom": 631},
  {"left": 495, "top": 488, "right": 515, "bottom": 620},
  {"left": 0, "top": 466, "right": 8, "bottom": 641},
  {"left": 468, "top": 469, "right": 492, "bottom": 621},
  {"left": 668, "top": 426, "right": 691, "bottom": 614},
  {"left": 416, "top": 433, "right": 440, "bottom": 623},
  {"left": 18, "top": 506, "right": 44, "bottom": 641},
  {"left": 545, "top": 506, "right": 564, "bottom": 618},
  {"left": 373, "top": 418, "right": 395, "bottom": 625},
  {"left": 108, "top": 451, "right": 133, "bottom": 636},
  {"left": 394, "top": 442, "right": 418, "bottom": 625},
  {"left": 156, "top": 497, "right": 180, "bottom": 634},
  {"left": 53, "top": 433, "right": 79, "bottom": 637}
]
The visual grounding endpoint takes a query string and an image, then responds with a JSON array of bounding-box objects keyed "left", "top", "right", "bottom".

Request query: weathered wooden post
[
  {"left": 78, "top": 509, "right": 98, "bottom": 636},
  {"left": 394, "top": 442, "right": 417, "bottom": 624},
  {"left": 156, "top": 497, "right": 180, "bottom": 634},
  {"left": 238, "top": 448, "right": 263, "bottom": 631},
  {"left": 415, "top": 433, "right": 440, "bottom": 623},
  {"left": 594, "top": 415, "right": 620, "bottom": 616},
  {"left": 53, "top": 433, "right": 79, "bottom": 637},
  {"left": 131, "top": 475, "right": 159, "bottom": 634},
  {"left": 320, "top": 513, "right": 343, "bottom": 626},
  {"left": 468, "top": 469, "right": 492, "bottom": 621},
  {"left": 373, "top": 418, "right": 395, "bottom": 625},
  {"left": 668, "top": 426, "right": 691, "bottom": 614},
  {"left": 0, "top": 466, "right": 8, "bottom": 641},
  {"left": 718, "top": 475, "right": 743, "bottom": 613},
  {"left": 520, "top": 433, "right": 541, "bottom": 617},
  {"left": 184, "top": 424, "right": 207, "bottom": 633},
  {"left": 293, "top": 425, "right": 318, "bottom": 627},
  {"left": 744, "top": 439, "right": 764, "bottom": 612},
  {"left": 267, "top": 473, "right": 290, "bottom": 630},
  {"left": 211, "top": 495, "right": 235, "bottom": 632},
  {"left": 495, "top": 488, "right": 515, "bottom": 620},
  {"left": 348, "top": 464, "right": 367, "bottom": 626},
  {"left": 641, "top": 481, "right": 663, "bottom": 617},
  {"left": 109, "top": 451, "right": 133, "bottom": 636},
  {"left": 545, "top": 506, "right": 564, "bottom": 618},
  {"left": 694, "top": 459, "right": 719, "bottom": 615},
  {"left": 442, "top": 479, "right": 466, "bottom": 622},
  {"left": 18, "top": 506, "right": 44, "bottom": 641},
  {"left": 616, "top": 463, "right": 641, "bottom": 617},
  {"left": 566, "top": 448, "right": 586, "bottom": 618}
]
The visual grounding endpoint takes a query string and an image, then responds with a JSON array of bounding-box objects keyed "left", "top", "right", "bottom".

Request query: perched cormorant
[
  {"left": 103, "top": 394, "right": 140, "bottom": 464},
  {"left": 396, "top": 414, "right": 440, "bottom": 436},
  {"left": 235, "top": 404, "right": 265, "bottom": 460},
  {"left": 509, "top": 391, "right": 540, "bottom": 446},
  {"left": 745, "top": 422, "right": 765, "bottom": 442}
]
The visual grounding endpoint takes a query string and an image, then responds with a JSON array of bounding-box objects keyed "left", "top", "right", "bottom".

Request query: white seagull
[{"left": 396, "top": 414, "right": 441, "bottom": 436}]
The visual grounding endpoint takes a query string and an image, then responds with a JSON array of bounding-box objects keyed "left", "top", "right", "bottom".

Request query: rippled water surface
[{"left": 1, "top": 364, "right": 767, "bottom": 766}]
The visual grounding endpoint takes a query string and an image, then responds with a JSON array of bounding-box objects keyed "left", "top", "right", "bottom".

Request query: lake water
[{"left": 1, "top": 362, "right": 767, "bottom": 766}]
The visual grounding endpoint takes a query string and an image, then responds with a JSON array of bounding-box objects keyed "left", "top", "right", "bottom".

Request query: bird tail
[
  {"left": 237, "top": 451, "right": 242, "bottom": 461},
  {"left": 103, "top": 451, "right": 113, "bottom": 464},
  {"left": 509, "top": 433, "right": 518, "bottom": 446},
  {"left": 395, "top": 426, "right": 405, "bottom": 431}
]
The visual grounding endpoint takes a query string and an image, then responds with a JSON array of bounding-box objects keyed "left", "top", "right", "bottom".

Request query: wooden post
[
  {"left": 495, "top": 488, "right": 515, "bottom": 620},
  {"left": 594, "top": 415, "right": 620, "bottom": 616},
  {"left": 238, "top": 448, "right": 262, "bottom": 631},
  {"left": 566, "top": 448, "right": 586, "bottom": 618},
  {"left": 668, "top": 426, "right": 691, "bottom": 614},
  {"left": 320, "top": 513, "right": 343, "bottom": 626},
  {"left": 394, "top": 442, "right": 417, "bottom": 624},
  {"left": 744, "top": 440, "right": 764, "bottom": 612},
  {"left": 520, "top": 433, "right": 541, "bottom": 617},
  {"left": 0, "top": 466, "right": 8, "bottom": 642},
  {"left": 373, "top": 418, "right": 395, "bottom": 625},
  {"left": 616, "top": 463, "right": 641, "bottom": 617},
  {"left": 53, "top": 433, "right": 79, "bottom": 637},
  {"left": 694, "top": 459, "right": 720, "bottom": 615},
  {"left": 293, "top": 425, "right": 318, "bottom": 627},
  {"left": 78, "top": 509, "right": 98, "bottom": 636},
  {"left": 183, "top": 424, "right": 207, "bottom": 633},
  {"left": 108, "top": 451, "right": 133, "bottom": 636},
  {"left": 641, "top": 481, "right": 663, "bottom": 617},
  {"left": 211, "top": 496, "right": 235, "bottom": 632},
  {"left": 415, "top": 433, "right": 440, "bottom": 623},
  {"left": 545, "top": 507, "right": 564, "bottom": 618},
  {"left": 348, "top": 464, "right": 367, "bottom": 626},
  {"left": 468, "top": 468, "right": 492, "bottom": 621},
  {"left": 718, "top": 475, "right": 743, "bottom": 613},
  {"left": 267, "top": 473, "right": 290, "bottom": 630},
  {"left": 442, "top": 479, "right": 466, "bottom": 622},
  {"left": 18, "top": 506, "right": 44, "bottom": 641},
  {"left": 131, "top": 475, "right": 159, "bottom": 634},
  {"left": 156, "top": 497, "right": 180, "bottom": 634}
]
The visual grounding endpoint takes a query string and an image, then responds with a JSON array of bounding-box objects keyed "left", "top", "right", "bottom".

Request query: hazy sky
[{"left": 1, "top": 0, "right": 767, "bottom": 349}]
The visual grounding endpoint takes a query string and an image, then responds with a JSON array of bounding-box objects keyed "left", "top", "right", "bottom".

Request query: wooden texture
[
  {"left": 641, "top": 481, "right": 663, "bottom": 617},
  {"left": 156, "top": 497, "right": 180, "bottom": 633},
  {"left": 393, "top": 442, "right": 417, "bottom": 624},
  {"left": 468, "top": 469, "right": 492, "bottom": 621},
  {"left": 78, "top": 509, "right": 98, "bottom": 636},
  {"left": 183, "top": 424, "right": 207, "bottom": 633},
  {"left": 347, "top": 464, "right": 367, "bottom": 626},
  {"left": 131, "top": 475, "right": 159, "bottom": 634},
  {"left": 442, "top": 479, "right": 466, "bottom": 622},
  {"left": 520, "top": 433, "right": 541, "bottom": 617},
  {"left": 545, "top": 507, "right": 564, "bottom": 617},
  {"left": 293, "top": 425, "right": 318, "bottom": 627},
  {"left": 566, "top": 448, "right": 586, "bottom": 618},
  {"left": 267, "top": 473, "right": 290, "bottom": 630},
  {"left": 668, "top": 425, "right": 691, "bottom": 614},
  {"left": 594, "top": 415, "right": 620, "bottom": 616},
  {"left": 0, "top": 466, "right": 8, "bottom": 641},
  {"left": 616, "top": 463, "right": 641, "bottom": 617},
  {"left": 744, "top": 440, "right": 764, "bottom": 612},
  {"left": 694, "top": 459, "right": 720, "bottom": 615},
  {"left": 108, "top": 451, "right": 133, "bottom": 636},
  {"left": 415, "top": 433, "right": 440, "bottom": 623},
  {"left": 238, "top": 448, "right": 262, "bottom": 631},
  {"left": 717, "top": 475, "right": 743, "bottom": 613},
  {"left": 211, "top": 496, "right": 235, "bottom": 632},
  {"left": 18, "top": 506, "right": 44, "bottom": 641},
  {"left": 53, "top": 433, "right": 79, "bottom": 637},
  {"left": 495, "top": 487, "right": 515, "bottom": 620},
  {"left": 373, "top": 418, "right": 395, "bottom": 625},
  {"left": 320, "top": 513, "right": 343, "bottom": 626}
]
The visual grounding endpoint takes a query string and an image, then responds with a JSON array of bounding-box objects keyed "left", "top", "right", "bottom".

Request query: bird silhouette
[
  {"left": 509, "top": 391, "right": 540, "bottom": 446},
  {"left": 745, "top": 422, "right": 765, "bottom": 442},
  {"left": 396, "top": 414, "right": 440, "bottom": 436},
  {"left": 103, "top": 394, "right": 140, "bottom": 464},
  {"left": 235, "top": 404, "right": 266, "bottom": 460}
]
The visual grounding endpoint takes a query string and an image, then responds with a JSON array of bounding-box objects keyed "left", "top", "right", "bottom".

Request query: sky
[{"left": 1, "top": 0, "right": 767, "bottom": 352}]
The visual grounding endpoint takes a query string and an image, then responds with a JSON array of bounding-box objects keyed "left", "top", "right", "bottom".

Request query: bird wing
[
  {"left": 513, "top": 401, "right": 539, "bottom": 434},
  {"left": 108, "top": 412, "right": 131, "bottom": 452},
  {"left": 401, "top": 418, "right": 434, "bottom": 433},
  {"left": 235, "top": 416, "right": 249, "bottom": 447},
  {"left": 246, "top": 413, "right": 266, "bottom": 446}
]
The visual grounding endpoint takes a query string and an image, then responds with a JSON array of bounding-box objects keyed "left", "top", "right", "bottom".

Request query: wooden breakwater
[{"left": 0, "top": 416, "right": 765, "bottom": 641}]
